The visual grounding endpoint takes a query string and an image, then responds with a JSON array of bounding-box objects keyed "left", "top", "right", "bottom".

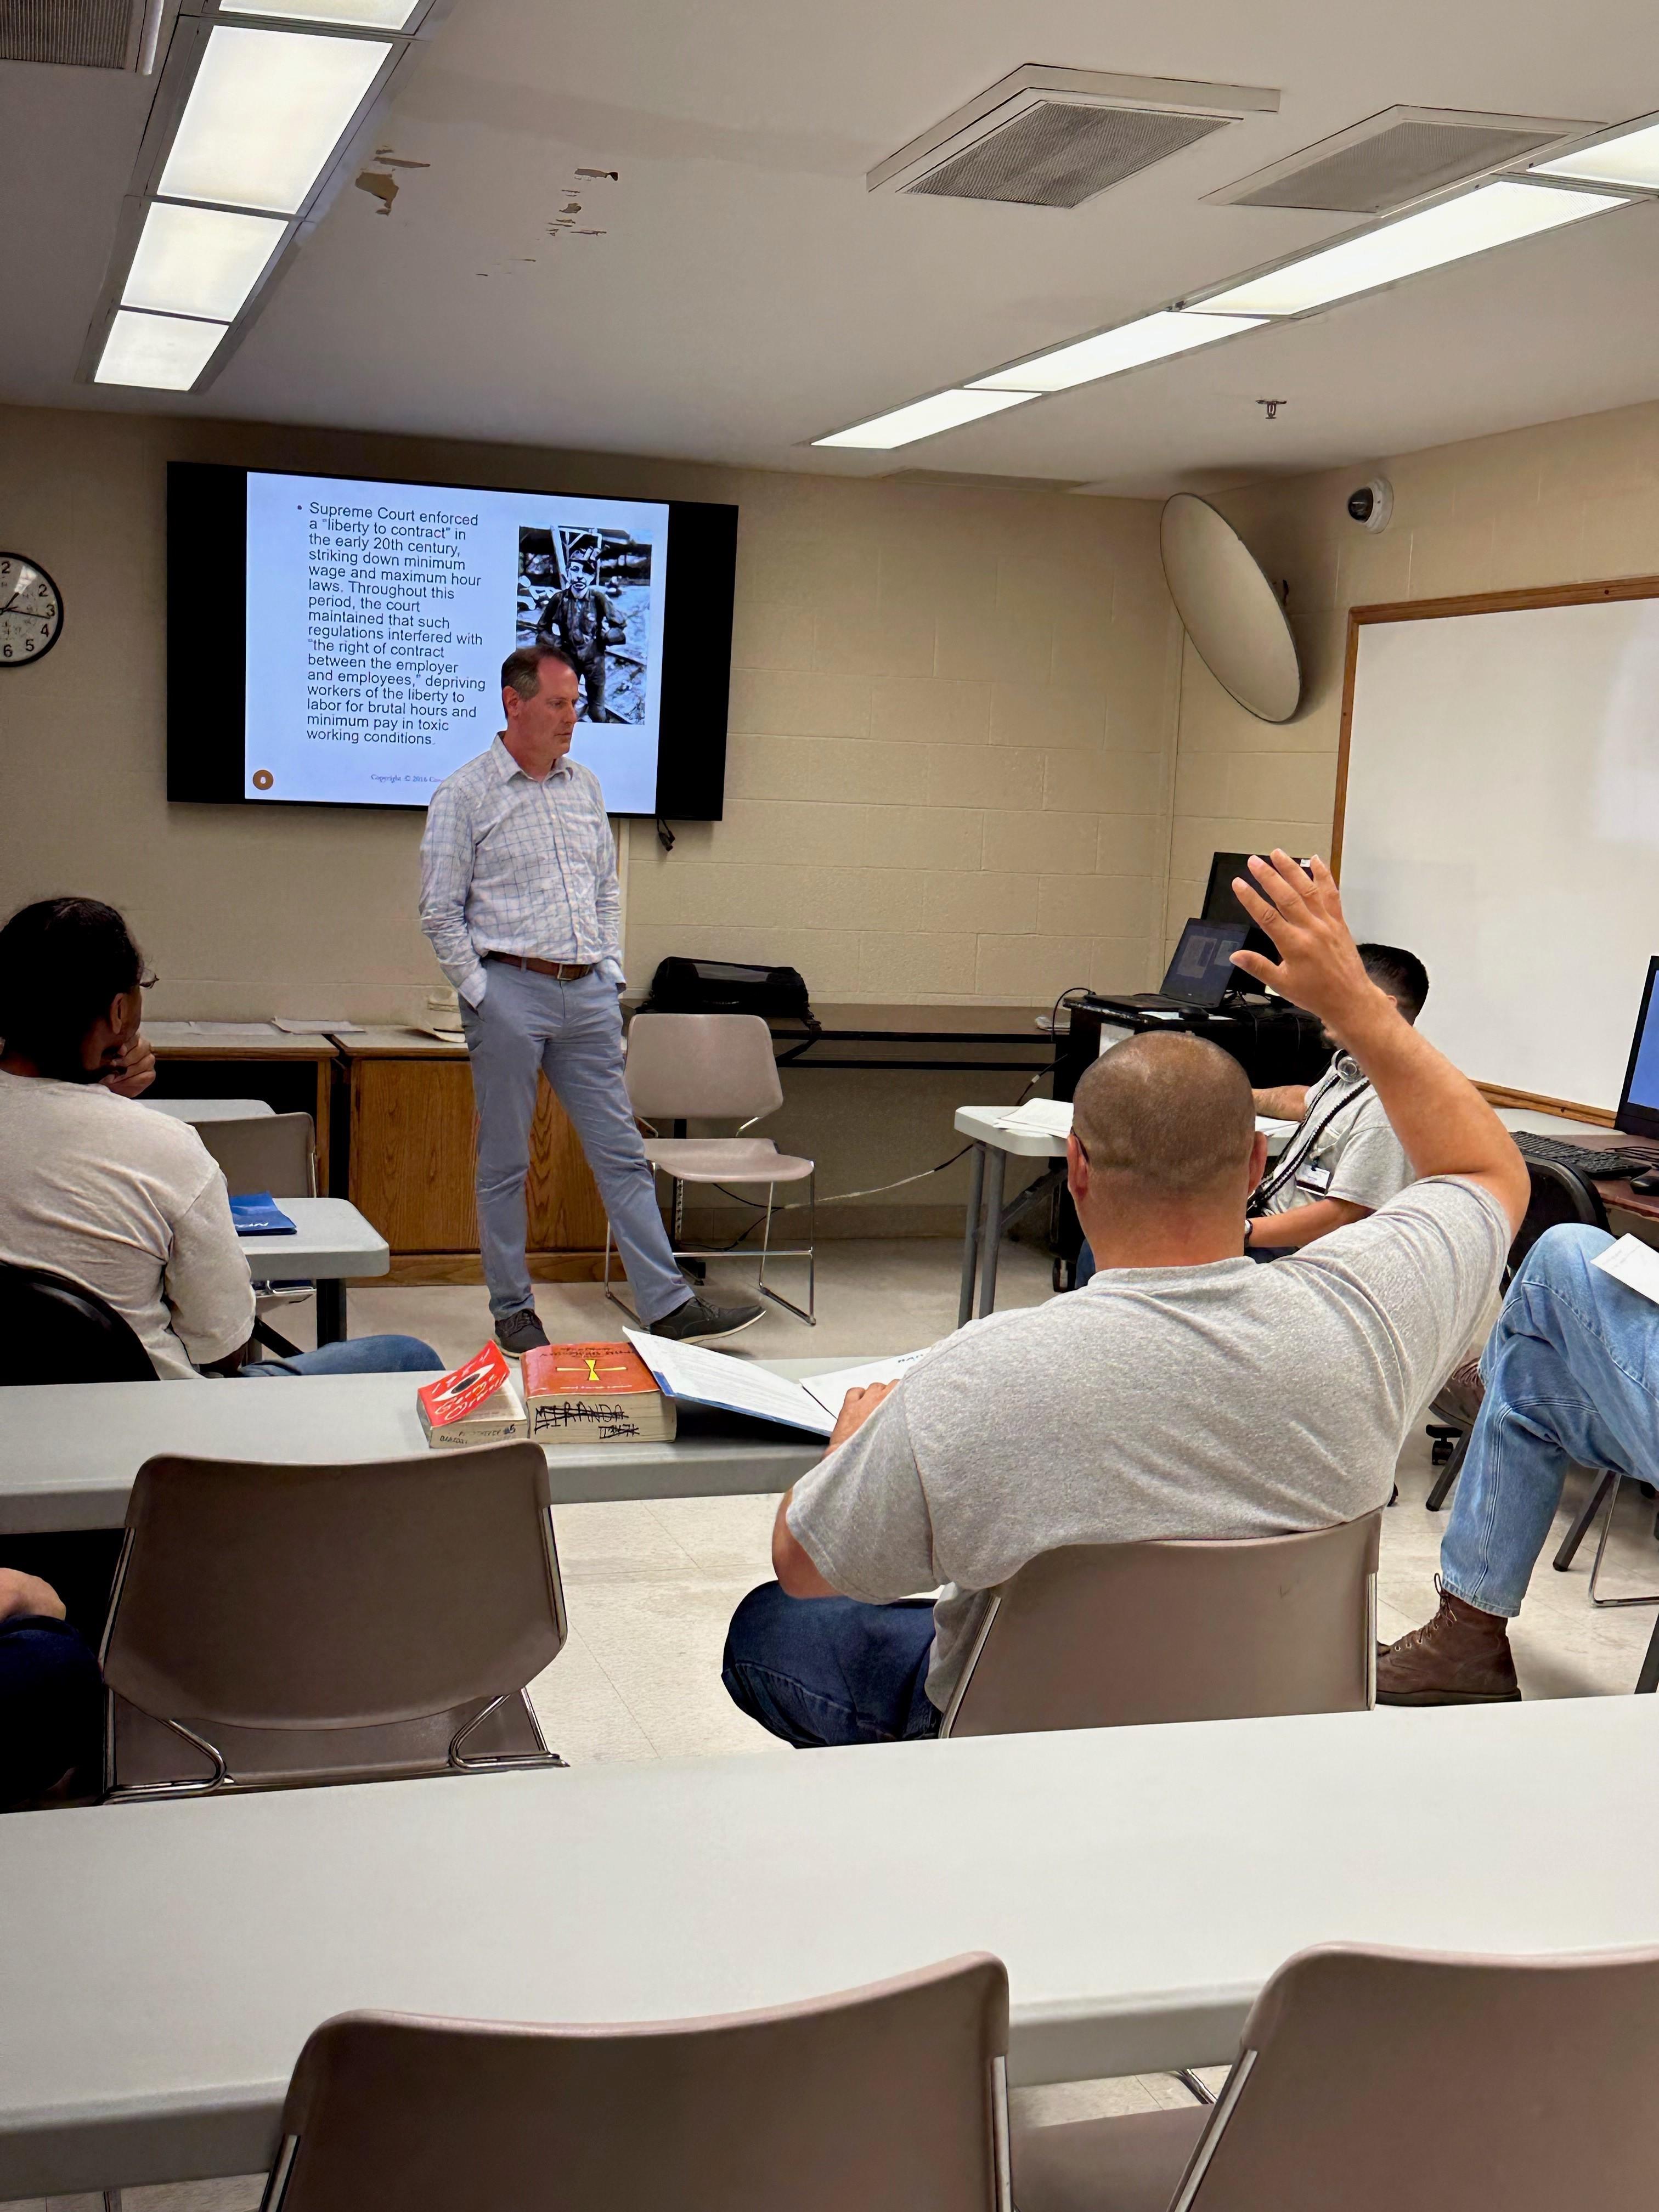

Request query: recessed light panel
[
  {"left": 94, "top": 311, "right": 227, "bottom": 391},
  {"left": 122, "top": 203, "right": 288, "bottom": 321},
  {"left": 223, "top": 0, "right": 419, "bottom": 24},
  {"left": 970, "top": 309, "right": 1265, "bottom": 392},
  {"left": 1192, "top": 179, "right": 1626, "bottom": 317},
  {"left": 1536, "top": 119, "right": 1659, "bottom": 190},
  {"left": 157, "top": 25, "right": 390, "bottom": 215},
  {"left": 814, "top": 388, "right": 1037, "bottom": 449}
]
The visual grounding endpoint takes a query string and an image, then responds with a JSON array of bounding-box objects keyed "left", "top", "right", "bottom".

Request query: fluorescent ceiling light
[
  {"left": 1536, "top": 119, "right": 1659, "bottom": 190},
  {"left": 157, "top": 24, "right": 389, "bottom": 215},
  {"left": 94, "top": 311, "right": 227, "bottom": 391},
  {"left": 970, "top": 308, "right": 1265, "bottom": 392},
  {"left": 1190, "top": 179, "right": 1626, "bottom": 317},
  {"left": 223, "top": 0, "right": 420, "bottom": 26},
  {"left": 814, "top": 387, "right": 1037, "bottom": 449},
  {"left": 122, "top": 202, "right": 287, "bottom": 321}
]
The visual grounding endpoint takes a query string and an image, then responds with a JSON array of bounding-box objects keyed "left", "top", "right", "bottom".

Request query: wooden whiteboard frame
[{"left": 1331, "top": 572, "right": 1659, "bottom": 1127}]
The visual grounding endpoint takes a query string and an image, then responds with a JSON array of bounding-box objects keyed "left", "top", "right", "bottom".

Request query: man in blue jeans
[
  {"left": 724, "top": 854, "right": 1528, "bottom": 1748},
  {"left": 1378, "top": 1221, "right": 1656, "bottom": 1702},
  {"left": 0, "top": 1568, "right": 102, "bottom": 1807}
]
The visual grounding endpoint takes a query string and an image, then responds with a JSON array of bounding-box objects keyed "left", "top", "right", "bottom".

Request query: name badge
[{"left": 1296, "top": 1162, "right": 1334, "bottom": 1195}]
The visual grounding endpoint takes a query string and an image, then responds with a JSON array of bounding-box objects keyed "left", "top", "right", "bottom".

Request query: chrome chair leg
[
  {"left": 754, "top": 1172, "right": 816, "bottom": 1325},
  {"left": 1554, "top": 1469, "right": 1617, "bottom": 1572},
  {"left": 1587, "top": 1472, "right": 1659, "bottom": 1608}
]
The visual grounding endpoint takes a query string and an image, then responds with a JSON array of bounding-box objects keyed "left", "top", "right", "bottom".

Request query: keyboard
[{"left": 1513, "top": 1131, "right": 1659, "bottom": 1181}]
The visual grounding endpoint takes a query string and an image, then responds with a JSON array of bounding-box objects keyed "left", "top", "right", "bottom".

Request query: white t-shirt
[
  {"left": 1259, "top": 1052, "right": 1414, "bottom": 1216},
  {"left": 0, "top": 1071, "right": 255, "bottom": 1380},
  {"left": 788, "top": 1177, "right": 1510, "bottom": 1711}
]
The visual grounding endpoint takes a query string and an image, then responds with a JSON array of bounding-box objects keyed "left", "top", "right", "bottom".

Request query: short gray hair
[{"left": 501, "top": 641, "right": 579, "bottom": 701}]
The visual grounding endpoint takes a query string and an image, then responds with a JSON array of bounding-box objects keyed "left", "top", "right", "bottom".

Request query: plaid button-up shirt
[{"left": 418, "top": 737, "right": 624, "bottom": 1006}]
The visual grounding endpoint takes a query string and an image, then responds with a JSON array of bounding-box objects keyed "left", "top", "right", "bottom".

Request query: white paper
[
  {"left": 799, "top": 1347, "right": 933, "bottom": 1420},
  {"left": 1593, "top": 1234, "right": 1659, "bottom": 1307},
  {"left": 992, "top": 1098, "right": 1074, "bottom": 1138},
  {"left": 624, "top": 1331, "right": 833, "bottom": 1436},
  {"left": 273, "top": 1017, "right": 362, "bottom": 1035},
  {"left": 1256, "top": 1116, "right": 1299, "bottom": 1138}
]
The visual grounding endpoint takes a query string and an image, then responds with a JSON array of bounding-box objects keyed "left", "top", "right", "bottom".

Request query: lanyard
[{"left": 1249, "top": 1075, "right": 1373, "bottom": 1216}]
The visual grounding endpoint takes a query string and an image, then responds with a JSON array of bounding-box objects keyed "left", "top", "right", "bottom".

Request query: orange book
[
  {"left": 416, "top": 1342, "right": 527, "bottom": 1448},
  {"left": 521, "top": 1341, "right": 676, "bottom": 1444}
]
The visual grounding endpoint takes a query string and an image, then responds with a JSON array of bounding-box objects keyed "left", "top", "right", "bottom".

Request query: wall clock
[{"left": 0, "top": 554, "right": 63, "bottom": 667}]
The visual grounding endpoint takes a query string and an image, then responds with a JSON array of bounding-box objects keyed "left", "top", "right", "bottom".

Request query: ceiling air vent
[
  {"left": 0, "top": 0, "right": 158, "bottom": 70},
  {"left": 1207, "top": 106, "right": 1597, "bottom": 214},
  {"left": 869, "top": 64, "right": 1279, "bottom": 210}
]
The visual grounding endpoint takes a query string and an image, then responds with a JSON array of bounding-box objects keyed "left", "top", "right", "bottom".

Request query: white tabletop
[
  {"left": 0, "top": 1359, "right": 848, "bottom": 1532},
  {"left": 140, "top": 1098, "right": 275, "bottom": 1121},
  {"left": 5, "top": 1695, "right": 1659, "bottom": 2197},
  {"left": 239, "top": 1197, "right": 389, "bottom": 1279},
  {"left": 955, "top": 1105, "right": 1069, "bottom": 1158},
  {"left": 955, "top": 1105, "right": 1297, "bottom": 1161}
]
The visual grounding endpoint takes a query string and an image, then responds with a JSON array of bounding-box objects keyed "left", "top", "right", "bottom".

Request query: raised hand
[{"left": 1229, "top": 853, "right": 1386, "bottom": 1044}]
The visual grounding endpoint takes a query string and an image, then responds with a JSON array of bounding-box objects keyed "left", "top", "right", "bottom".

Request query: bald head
[{"left": 1073, "top": 1032, "right": 1255, "bottom": 1199}]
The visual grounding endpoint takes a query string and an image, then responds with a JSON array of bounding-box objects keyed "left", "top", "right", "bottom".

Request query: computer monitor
[
  {"left": 1203, "top": 850, "right": 1311, "bottom": 970},
  {"left": 1160, "top": 917, "right": 1250, "bottom": 1009},
  {"left": 1616, "top": 956, "right": 1659, "bottom": 1138}
]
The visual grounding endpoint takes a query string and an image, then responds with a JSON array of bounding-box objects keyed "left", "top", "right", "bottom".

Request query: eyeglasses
[{"left": 138, "top": 970, "right": 159, "bottom": 991}]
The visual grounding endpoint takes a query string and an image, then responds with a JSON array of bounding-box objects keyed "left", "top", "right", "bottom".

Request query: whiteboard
[{"left": 1339, "top": 592, "right": 1659, "bottom": 1110}]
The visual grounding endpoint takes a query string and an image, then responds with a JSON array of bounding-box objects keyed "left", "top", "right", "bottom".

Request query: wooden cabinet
[{"left": 340, "top": 1035, "right": 609, "bottom": 1284}]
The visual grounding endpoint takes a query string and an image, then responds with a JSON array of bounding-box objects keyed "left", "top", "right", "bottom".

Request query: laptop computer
[{"left": 1121, "top": 917, "right": 1250, "bottom": 1012}]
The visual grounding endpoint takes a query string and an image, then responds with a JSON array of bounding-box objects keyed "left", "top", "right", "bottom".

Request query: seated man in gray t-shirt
[{"left": 720, "top": 855, "right": 1528, "bottom": 1749}]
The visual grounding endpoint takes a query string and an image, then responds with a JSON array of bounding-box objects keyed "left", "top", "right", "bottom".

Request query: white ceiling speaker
[
  {"left": 1206, "top": 106, "right": 1596, "bottom": 215},
  {"left": 0, "top": 0, "right": 163, "bottom": 71},
  {"left": 1161, "top": 495, "right": 1301, "bottom": 725},
  {"left": 868, "top": 64, "right": 1279, "bottom": 211}
]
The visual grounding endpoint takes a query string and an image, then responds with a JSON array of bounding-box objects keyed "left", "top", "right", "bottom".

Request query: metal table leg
[
  {"left": 978, "top": 1145, "right": 1008, "bottom": 1319},
  {"left": 957, "top": 1143, "right": 987, "bottom": 1330},
  {"left": 315, "top": 1280, "right": 346, "bottom": 1346}
]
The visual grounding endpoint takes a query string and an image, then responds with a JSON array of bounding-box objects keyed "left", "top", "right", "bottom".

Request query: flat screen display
[
  {"left": 167, "top": 462, "right": 736, "bottom": 817},
  {"left": 1617, "top": 956, "right": 1659, "bottom": 1136},
  {"left": 1160, "top": 917, "right": 1249, "bottom": 1008}
]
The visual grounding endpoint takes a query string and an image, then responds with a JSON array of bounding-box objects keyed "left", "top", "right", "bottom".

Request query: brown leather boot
[{"left": 1376, "top": 1583, "right": 1520, "bottom": 1706}]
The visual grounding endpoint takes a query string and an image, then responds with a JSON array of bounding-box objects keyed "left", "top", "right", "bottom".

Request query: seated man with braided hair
[
  {"left": 0, "top": 896, "right": 439, "bottom": 1381},
  {"left": 721, "top": 856, "right": 1528, "bottom": 1750}
]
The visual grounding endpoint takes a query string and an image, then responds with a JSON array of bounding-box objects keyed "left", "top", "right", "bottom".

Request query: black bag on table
[{"left": 642, "top": 957, "right": 816, "bottom": 1026}]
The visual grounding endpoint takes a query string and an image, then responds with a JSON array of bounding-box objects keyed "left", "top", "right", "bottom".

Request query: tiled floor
[{"left": 10, "top": 1238, "right": 1659, "bottom": 2209}]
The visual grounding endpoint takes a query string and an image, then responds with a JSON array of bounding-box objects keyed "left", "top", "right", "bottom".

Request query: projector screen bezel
[{"left": 165, "top": 461, "right": 735, "bottom": 820}]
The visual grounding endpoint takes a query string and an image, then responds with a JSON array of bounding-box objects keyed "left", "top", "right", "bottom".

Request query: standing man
[{"left": 420, "top": 642, "right": 760, "bottom": 1356}]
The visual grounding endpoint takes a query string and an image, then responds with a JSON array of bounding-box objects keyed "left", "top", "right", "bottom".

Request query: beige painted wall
[
  {"left": 1163, "top": 397, "right": 1659, "bottom": 959},
  {"left": 0, "top": 402, "right": 1180, "bottom": 1229}
]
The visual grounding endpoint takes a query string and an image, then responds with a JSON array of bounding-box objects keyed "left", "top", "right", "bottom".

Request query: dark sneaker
[
  {"left": 1376, "top": 1582, "right": 1521, "bottom": 1706},
  {"left": 495, "top": 1309, "right": 550, "bottom": 1359},
  {"left": 650, "top": 1294, "right": 764, "bottom": 1346}
]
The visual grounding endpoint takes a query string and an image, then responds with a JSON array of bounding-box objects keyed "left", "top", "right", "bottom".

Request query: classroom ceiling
[{"left": 6, "top": 0, "right": 1659, "bottom": 493}]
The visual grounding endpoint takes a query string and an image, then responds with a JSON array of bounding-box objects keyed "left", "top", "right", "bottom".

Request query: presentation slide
[{"left": 242, "top": 470, "right": 672, "bottom": 812}]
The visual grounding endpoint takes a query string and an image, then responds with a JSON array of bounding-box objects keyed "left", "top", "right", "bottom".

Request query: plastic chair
[
  {"left": 938, "top": 1514, "right": 1381, "bottom": 1739},
  {"left": 0, "top": 1260, "right": 156, "bottom": 1385},
  {"left": 193, "top": 1112, "right": 318, "bottom": 1357},
  {"left": 1425, "top": 1160, "right": 1609, "bottom": 1511},
  {"left": 608, "top": 1011, "right": 816, "bottom": 1324},
  {"left": 1011, "top": 1941, "right": 1659, "bottom": 2211},
  {"left": 258, "top": 1954, "right": 1011, "bottom": 2212},
  {"left": 99, "top": 1441, "right": 567, "bottom": 1798},
  {"left": 193, "top": 1111, "right": 318, "bottom": 1199}
]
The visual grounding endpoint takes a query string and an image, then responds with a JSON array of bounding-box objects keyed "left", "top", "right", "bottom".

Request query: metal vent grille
[
  {"left": 905, "top": 100, "right": 1231, "bottom": 209},
  {"left": 1214, "top": 108, "right": 1589, "bottom": 214},
  {"left": 0, "top": 0, "right": 140, "bottom": 67}
]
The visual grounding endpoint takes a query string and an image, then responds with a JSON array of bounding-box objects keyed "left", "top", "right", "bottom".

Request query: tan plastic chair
[
  {"left": 938, "top": 1514, "right": 1381, "bottom": 1739},
  {"left": 609, "top": 1011, "right": 816, "bottom": 1323},
  {"left": 193, "top": 1111, "right": 318, "bottom": 1198},
  {"left": 1011, "top": 1941, "right": 1659, "bottom": 2211},
  {"left": 98, "top": 1441, "right": 567, "bottom": 1799},
  {"left": 194, "top": 1113, "right": 319, "bottom": 1356},
  {"left": 259, "top": 1954, "right": 1011, "bottom": 2212}
]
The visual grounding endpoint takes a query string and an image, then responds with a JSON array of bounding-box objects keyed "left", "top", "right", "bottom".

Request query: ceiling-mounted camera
[{"left": 1346, "top": 477, "right": 1394, "bottom": 533}]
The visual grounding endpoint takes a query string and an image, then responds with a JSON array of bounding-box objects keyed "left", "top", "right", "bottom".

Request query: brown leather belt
[{"left": 483, "top": 952, "right": 595, "bottom": 981}]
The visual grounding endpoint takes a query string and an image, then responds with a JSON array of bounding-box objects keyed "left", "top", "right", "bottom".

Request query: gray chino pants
[{"left": 460, "top": 962, "right": 689, "bottom": 1325}]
